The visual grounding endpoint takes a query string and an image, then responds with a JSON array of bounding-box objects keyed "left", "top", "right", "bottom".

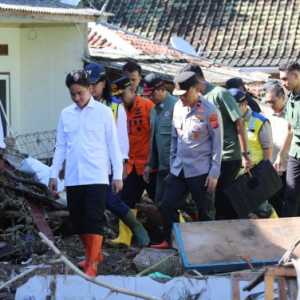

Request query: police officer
[
  {"left": 279, "top": 62, "right": 300, "bottom": 216},
  {"left": 180, "top": 64, "right": 251, "bottom": 220},
  {"left": 151, "top": 72, "right": 222, "bottom": 249},
  {"left": 143, "top": 73, "right": 177, "bottom": 203}
]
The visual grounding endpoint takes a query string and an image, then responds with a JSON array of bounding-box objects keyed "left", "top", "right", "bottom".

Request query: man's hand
[
  {"left": 205, "top": 176, "right": 218, "bottom": 193},
  {"left": 48, "top": 178, "right": 59, "bottom": 198},
  {"left": 274, "top": 153, "right": 285, "bottom": 175},
  {"left": 242, "top": 155, "right": 253, "bottom": 171},
  {"left": 143, "top": 166, "right": 151, "bottom": 183},
  {"left": 112, "top": 179, "right": 123, "bottom": 194}
]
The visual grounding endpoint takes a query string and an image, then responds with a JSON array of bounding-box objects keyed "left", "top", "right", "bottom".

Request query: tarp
[{"left": 15, "top": 274, "right": 267, "bottom": 300}]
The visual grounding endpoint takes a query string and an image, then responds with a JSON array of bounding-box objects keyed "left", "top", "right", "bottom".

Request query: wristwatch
[{"left": 242, "top": 151, "right": 250, "bottom": 157}]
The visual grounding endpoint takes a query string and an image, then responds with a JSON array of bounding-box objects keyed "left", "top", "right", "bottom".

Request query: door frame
[{"left": 0, "top": 73, "right": 11, "bottom": 136}]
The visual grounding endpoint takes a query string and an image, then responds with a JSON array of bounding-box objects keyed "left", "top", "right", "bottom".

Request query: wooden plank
[
  {"left": 266, "top": 267, "right": 296, "bottom": 278},
  {"left": 174, "top": 218, "right": 300, "bottom": 272},
  {"left": 231, "top": 271, "right": 262, "bottom": 300},
  {"left": 278, "top": 277, "right": 287, "bottom": 300},
  {"left": 26, "top": 200, "right": 54, "bottom": 241},
  {"left": 264, "top": 274, "right": 274, "bottom": 300},
  {"left": 231, "top": 276, "right": 241, "bottom": 300}
]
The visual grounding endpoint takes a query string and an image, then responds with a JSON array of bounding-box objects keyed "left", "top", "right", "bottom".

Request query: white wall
[
  {"left": 19, "top": 24, "right": 86, "bottom": 134},
  {"left": 0, "top": 26, "right": 21, "bottom": 133}
]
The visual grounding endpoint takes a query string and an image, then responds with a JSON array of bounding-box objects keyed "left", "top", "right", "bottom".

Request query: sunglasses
[{"left": 69, "top": 70, "right": 89, "bottom": 82}]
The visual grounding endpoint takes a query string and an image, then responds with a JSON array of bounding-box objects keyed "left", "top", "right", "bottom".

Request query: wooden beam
[
  {"left": 265, "top": 267, "right": 296, "bottom": 278},
  {"left": 264, "top": 273, "right": 274, "bottom": 300},
  {"left": 278, "top": 277, "right": 287, "bottom": 300}
]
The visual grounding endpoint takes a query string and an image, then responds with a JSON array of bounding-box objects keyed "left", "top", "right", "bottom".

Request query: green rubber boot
[{"left": 123, "top": 209, "right": 150, "bottom": 247}]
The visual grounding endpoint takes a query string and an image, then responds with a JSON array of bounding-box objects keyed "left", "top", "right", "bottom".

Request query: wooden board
[{"left": 173, "top": 218, "right": 300, "bottom": 273}]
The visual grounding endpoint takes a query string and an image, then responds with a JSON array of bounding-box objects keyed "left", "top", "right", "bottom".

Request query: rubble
[
  {"left": 134, "top": 248, "right": 182, "bottom": 276},
  {"left": 0, "top": 164, "right": 64, "bottom": 259},
  {"left": 0, "top": 156, "right": 179, "bottom": 299}
]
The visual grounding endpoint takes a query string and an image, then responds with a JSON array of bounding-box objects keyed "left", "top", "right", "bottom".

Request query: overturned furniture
[{"left": 174, "top": 218, "right": 300, "bottom": 273}]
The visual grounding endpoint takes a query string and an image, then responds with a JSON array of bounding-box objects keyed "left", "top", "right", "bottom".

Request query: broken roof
[
  {"left": 88, "top": 24, "right": 269, "bottom": 84},
  {"left": 91, "top": 0, "right": 300, "bottom": 68}
]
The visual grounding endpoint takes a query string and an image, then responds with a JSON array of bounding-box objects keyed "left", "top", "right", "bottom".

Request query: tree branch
[{"left": 39, "top": 232, "right": 161, "bottom": 300}]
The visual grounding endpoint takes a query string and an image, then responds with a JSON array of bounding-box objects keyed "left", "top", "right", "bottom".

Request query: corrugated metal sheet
[{"left": 88, "top": 56, "right": 269, "bottom": 85}]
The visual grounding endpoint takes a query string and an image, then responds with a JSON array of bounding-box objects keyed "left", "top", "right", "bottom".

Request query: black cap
[
  {"left": 225, "top": 77, "right": 245, "bottom": 90},
  {"left": 173, "top": 71, "right": 199, "bottom": 96},
  {"left": 143, "top": 73, "right": 165, "bottom": 96},
  {"left": 111, "top": 77, "right": 131, "bottom": 96},
  {"left": 228, "top": 88, "right": 247, "bottom": 103}
]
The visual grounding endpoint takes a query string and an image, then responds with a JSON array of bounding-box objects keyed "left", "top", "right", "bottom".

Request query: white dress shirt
[
  {"left": 262, "top": 105, "right": 288, "bottom": 171},
  {"left": 116, "top": 103, "right": 129, "bottom": 160},
  {"left": 50, "top": 98, "right": 123, "bottom": 186}
]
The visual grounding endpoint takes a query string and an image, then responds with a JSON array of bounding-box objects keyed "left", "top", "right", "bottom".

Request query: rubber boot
[
  {"left": 124, "top": 209, "right": 150, "bottom": 247},
  {"left": 178, "top": 210, "right": 186, "bottom": 223},
  {"left": 111, "top": 209, "right": 150, "bottom": 247},
  {"left": 85, "top": 234, "right": 103, "bottom": 277},
  {"left": 80, "top": 234, "right": 103, "bottom": 270},
  {"left": 78, "top": 234, "right": 88, "bottom": 269},
  {"left": 110, "top": 217, "right": 133, "bottom": 247}
]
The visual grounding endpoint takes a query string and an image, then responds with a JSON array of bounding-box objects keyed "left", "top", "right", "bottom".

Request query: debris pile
[{"left": 0, "top": 162, "right": 67, "bottom": 260}]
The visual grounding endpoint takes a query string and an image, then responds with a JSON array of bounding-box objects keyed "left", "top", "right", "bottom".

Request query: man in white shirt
[
  {"left": 262, "top": 81, "right": 288, "bottom": 215},
  {"left": 49, "top": 70, "right": 123, "bottom": 277}
]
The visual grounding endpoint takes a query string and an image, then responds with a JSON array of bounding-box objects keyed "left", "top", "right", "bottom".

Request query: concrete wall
[
  {"left": 0, "top": 23, "right": 87, "bottom": 135},
  {"left": 0, "top": 26, "right": 21, "bottom": 133},
  {"left": 19, "top": 24, "right": 86, "bottom": 134}
]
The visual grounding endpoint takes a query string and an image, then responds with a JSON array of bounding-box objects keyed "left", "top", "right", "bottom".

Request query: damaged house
[
  {"left": 1, "top": 1, "right": 300, "bottom": 300},
  {"left": 0, "top": 0, "right": 106, "bottom": 142}
]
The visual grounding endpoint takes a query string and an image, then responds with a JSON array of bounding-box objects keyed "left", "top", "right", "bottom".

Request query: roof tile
[{"left": 90, "top": 0, "right": 300, "bottom": 68}]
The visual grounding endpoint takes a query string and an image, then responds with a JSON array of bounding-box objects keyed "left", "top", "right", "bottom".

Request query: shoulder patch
[{"left": 209, "top": 112, "right": 219, "bottom": 129}]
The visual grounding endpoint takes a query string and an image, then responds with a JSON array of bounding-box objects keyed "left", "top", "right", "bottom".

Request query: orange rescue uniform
[{"left": 125, "top": 96, "right": 154, "bottom": 175}]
